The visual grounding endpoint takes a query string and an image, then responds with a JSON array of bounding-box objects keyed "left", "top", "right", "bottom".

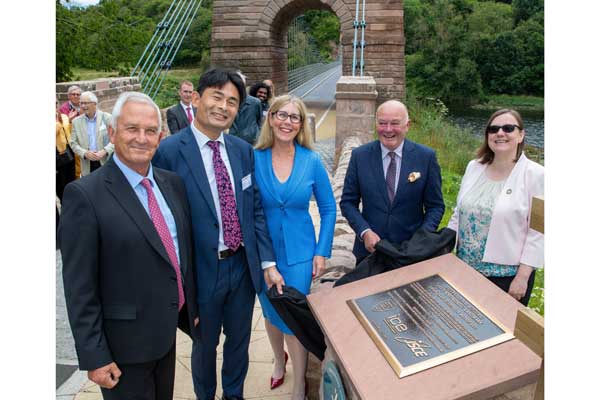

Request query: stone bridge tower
[{"left": 210, "top": 0, "right": 405, "bottom": 103}]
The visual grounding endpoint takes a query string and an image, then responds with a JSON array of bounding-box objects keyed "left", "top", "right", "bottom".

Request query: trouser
[
  {"left": 191, "top": 249, "right": 255, "bottom": 400},
  {"left": 100, "top": 342, "right": 176, "bottom": 400}
]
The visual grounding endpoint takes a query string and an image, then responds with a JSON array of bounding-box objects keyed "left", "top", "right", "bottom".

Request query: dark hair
[
  {"left": 477, "top": 108, "right": 525, "bottom": 164},
  {"left": 249, "top": 82, "right": 271, "bottom": 100},
  {"left": 196, "top": 67, "right": 246, "bottom": 105}
]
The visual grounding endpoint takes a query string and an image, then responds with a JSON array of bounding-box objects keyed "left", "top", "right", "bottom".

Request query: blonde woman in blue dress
[
  {"left": 448, "top": 109, "right": 544, "bottom": 305},
  {"left": 254, "top": 95, "right": 336, "bottom": 400}
]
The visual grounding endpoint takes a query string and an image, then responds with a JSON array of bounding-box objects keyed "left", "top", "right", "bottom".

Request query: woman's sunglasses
[{"left": 486, "top": 124, "right": 522, "bottom": 134}]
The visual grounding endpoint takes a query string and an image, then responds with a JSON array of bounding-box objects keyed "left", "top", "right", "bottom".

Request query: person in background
[
  {"left": 166, "top": 80, "right": 197, "bottom": 134},
  {"left": 228, "top": 71, "right": 263, "bottom": 145},
  {"left": 70, "top": 91, "right": 113, "bottom": 176},
  {"left": 59, "top": 85, "right": 82, "bottom": 122},
  {"left": 249, "top": 81, "right": 272, "bottom": 120},
  {"left": 340, "top": 100, "right": 445, "bottom": 265},
  {"left": 263, "top": 79, "right": 275, "bottom": 98},
  {"left": 254, "top": 95, "right": 336, "bottom": 400},
  {"left": 56, "top": 98, "right": 75, "bottom": 200},
  {"left": 447, "top": 109, "right": 544, "bottom": 306}
]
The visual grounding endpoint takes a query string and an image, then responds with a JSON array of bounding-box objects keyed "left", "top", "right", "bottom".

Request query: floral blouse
[{"left": 456, "top": 172, "right": 519, "bottom": 277}]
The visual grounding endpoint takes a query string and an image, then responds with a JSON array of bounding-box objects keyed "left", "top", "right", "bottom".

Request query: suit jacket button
[
  {"left": 214, "top": 223, "right": 219, "bottom": 228},
  {"left": 170, "top": 276, "right": 177, "bottom": 282},
  {"left": 171, "top": 301, "right": 178, "bottom": 307}
]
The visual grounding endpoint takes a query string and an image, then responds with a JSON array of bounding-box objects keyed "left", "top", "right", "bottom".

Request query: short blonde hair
[{"left": 255, "top": 95, "right": 313, "bottom": 150}]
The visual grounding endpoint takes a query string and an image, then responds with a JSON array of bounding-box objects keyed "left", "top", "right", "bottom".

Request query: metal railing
[
  {"left": 130, "top": 0, "right": 203, "bottom": 99},
  {"left": 288, "top": 60, "right": 341, "bottom": 92}
]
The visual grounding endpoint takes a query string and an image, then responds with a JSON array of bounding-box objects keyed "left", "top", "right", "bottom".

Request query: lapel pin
[
  {"left": 408, "top": 172, "right": 421, "bottom": 183},
  {"left": 506, "top": 189, "right": 512, "bottom": 194}
]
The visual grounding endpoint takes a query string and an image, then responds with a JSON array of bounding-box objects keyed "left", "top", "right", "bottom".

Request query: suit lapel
[
  {"left": 256, "top": 148, "right": 282, "bottom": 204},
  {"left": 224, "top": 135, "right": 244, "bottom": 223},
  {"left": 103, "top": 159, "right": 172, "bottom": 266},
  {"left": 77, "top": 118, "right": 89, "bottom": 149},
  {"left": 393, "top": 139, "right": 416, "bottom": 207},
  {"left": 369, "top": 142, "right": 390, "bottom": 207},
  {"left": 179, "top": 129, "right": 219, "bottom": 221},
  {"left": 177, "top": 104, "right": 189, "bottom": 126},
  {"left": 95, "top": 111, "right": 105, "bottom": 149},
  {"left": 154, "top": 169, "right": 188, "bottom": 276},
  {"left": 281, "top": 143, "right": 309, "bottom": 204}
]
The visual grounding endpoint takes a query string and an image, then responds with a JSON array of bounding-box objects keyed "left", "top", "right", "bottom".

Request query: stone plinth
[
  {"left": 308, "top": 254, "right": 542, "bottom": 400},
  {"left": 335, "top": 76, "right": 377, "bottom": 154},
  {"left": 56, "top": 77, "right": 141, "bottom": 114}
]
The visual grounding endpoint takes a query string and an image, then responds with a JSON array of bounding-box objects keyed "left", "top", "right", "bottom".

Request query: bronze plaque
[{"left": 347, "top": 274, "right": 513, "bottom": 378}]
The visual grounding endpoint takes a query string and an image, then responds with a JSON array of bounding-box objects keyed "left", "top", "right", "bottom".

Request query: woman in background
[
  {"left": 448, "top": 109, "right": 544, "bottom": 305},
  {"left": 254, "top": 95, "right": 336, "bottom": 400}
]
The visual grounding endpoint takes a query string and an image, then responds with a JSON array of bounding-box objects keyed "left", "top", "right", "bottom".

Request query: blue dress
[{"left": 254, "top": 144, "right": 336, "bottom": 335}]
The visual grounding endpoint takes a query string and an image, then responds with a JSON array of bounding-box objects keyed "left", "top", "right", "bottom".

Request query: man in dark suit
[
  {"left": 340, "top": 100, "right": 445, "bottom": 264},
  {"left": 166, "top": 80, "right": 197, "bottom": 134},
  {"left": 153, "top": 68, "right": 277, "bottom": 400},
  {"left": 59, "top": 92, "right": 199, "bottom": 400}
]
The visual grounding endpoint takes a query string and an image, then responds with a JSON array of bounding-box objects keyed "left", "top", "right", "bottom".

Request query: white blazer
[{"left": 447, "top": 154, "right": 544, "bottom": 268}]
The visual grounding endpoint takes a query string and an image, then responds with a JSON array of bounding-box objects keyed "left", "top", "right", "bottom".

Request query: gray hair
[
  {"left": 110, "top": 91, "right": 162, "bottom": 130},
  {"left": 67, "top": 85, "right": 81, "bottom": 94},
  {"left": 80, "top": 91, "right": 98, "bottom": 104}
]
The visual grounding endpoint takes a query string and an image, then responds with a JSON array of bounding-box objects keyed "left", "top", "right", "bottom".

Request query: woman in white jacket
[{"left": 448, "top": 109, "right": 543, "bottom": 306}]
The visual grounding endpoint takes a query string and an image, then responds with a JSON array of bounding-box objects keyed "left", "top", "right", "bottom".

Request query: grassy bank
[
  {"left": 406, "top": 96, "right": 544, "bottom": 315},
  {"left": 473, "top": 94, "right": 544, "bottom": 112}
]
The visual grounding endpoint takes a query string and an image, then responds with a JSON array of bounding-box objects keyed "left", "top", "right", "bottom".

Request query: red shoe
[{"left": 270, "top": 351, "right": 289, "bottom": 390}]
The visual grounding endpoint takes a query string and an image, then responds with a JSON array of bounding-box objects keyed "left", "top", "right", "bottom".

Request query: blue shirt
[
  {"left": 113, "top": 153, "right": 181, "bottom": 265},
  {"left": 85, "top": 112, "right": 97, "bottom": 151}
]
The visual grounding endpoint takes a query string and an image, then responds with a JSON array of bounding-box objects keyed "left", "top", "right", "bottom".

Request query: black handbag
[{"left": 56, "top": 147, "right": 74, "bottom": 168}]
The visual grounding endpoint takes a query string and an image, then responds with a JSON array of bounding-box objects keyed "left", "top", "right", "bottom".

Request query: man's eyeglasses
[
  {"left": 272, "top": 110, "right": 302, "bottom": 124},
  {"left": 486, "top": 124, "right": 521, "bottom": 134}
]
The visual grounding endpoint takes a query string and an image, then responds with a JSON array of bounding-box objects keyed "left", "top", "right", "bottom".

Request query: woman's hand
[
  {"left": 508, "top": 264, "right": 534, "bottom": 301},
  {"left": 264, "top": 266, "right": 285, "bottom": 294},
  {"left": 313, "top": 255, "right": 326, "bottom": 278}
]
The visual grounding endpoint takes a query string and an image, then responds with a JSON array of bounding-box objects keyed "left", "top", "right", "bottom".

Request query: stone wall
[
  {"left": 211, "top": 0, "right": 405, "bottom": 103},
  {"left": 56, "top": 77, "right": 141, "bottom": 114}
]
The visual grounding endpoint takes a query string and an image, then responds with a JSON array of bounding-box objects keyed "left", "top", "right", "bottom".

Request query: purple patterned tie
[
  {"left": 207, "top": 141, "right": 242, "bottom": 251},
  {"left": 140, "top": 178, "right": 185, "bottom": 311},
  {"left": 386, "top": 152, "right": 397, "bottom": 202}
]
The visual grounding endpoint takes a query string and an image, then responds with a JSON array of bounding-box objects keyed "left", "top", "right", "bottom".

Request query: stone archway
[{"left": 210, "top": 0, "right": 405, "bottom": 103}]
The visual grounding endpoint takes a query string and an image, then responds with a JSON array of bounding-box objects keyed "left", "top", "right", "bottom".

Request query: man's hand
[
  {"left": 508, "top": 264, "right": 533, "bottom": 301},
  {"left": 85, "top": 151, "right": 100, "bottom": 161},
  {"left": 363, "top": 230, "right": 381, "bottom": 253},
  {"left": 312, "top": 255, "right": 326, "bottom": 278},
  {"left": 68, "top": 109, "right": 78, "bottom": 121},
  {"left": 95, "top": 149, "right": 108, "bottom": 159},
  {"left": 264, "top": 266, "right": 285, "bottom": 295},
  {"left": 88, "top": 362, "right": 121, "bottom": 389}
]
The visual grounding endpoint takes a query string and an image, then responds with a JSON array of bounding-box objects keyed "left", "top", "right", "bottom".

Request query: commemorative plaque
[{"left": 347, "top": 274, "right": 513, "bottom": 378}]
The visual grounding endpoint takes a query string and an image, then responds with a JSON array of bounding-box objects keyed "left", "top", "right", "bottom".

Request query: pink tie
[
  {"left": 140, "top": 178, "right": 185, "bottom": 311},
  {"left": 186, "top": 107, "right": 193, "bottom": 123}
]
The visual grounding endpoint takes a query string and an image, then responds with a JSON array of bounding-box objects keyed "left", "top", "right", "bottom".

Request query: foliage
[
  {"left": 56, "top": 0, "right": 213, "bottom": 82},
  {"left": 405, "top": 0, "right": 544, "bottom": 104},
  {"left": 303, "top": 10, "right": 340, "bottom": 61}
]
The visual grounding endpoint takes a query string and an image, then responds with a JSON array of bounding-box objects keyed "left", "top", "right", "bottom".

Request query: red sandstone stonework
[{"left": 211, "top": 0, "right": 405, "bottom": 103}]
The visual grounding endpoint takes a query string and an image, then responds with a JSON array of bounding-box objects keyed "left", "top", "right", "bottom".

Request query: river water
[{"left": 448, "top": 107, "right": 544, "bottom": 149}]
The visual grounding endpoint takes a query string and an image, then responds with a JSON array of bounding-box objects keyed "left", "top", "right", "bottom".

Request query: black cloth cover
[
  {"left": 266, "top": 227, "right": 457, "bottom": 360},
  {"left": 266, "top": 285, "right": 326, "bottom": 360},
  {"left": 334, "top": 227, "right": 456, "bottom": 287}
]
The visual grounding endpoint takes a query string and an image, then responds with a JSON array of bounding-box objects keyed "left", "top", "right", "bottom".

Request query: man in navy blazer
[
  {"left": 340, "top": 100, "right": 445, "bottom": 264},
  {"left": 166, "top": 80, "right": 197, "bottom": 134},
  {"left": 153, "top": 68, "right": 276, "bottom": 400}
]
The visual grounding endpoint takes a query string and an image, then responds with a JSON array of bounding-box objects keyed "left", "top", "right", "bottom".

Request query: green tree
[
  {"left": 56, "top": 0, "right": 78, "bottom": 81},
  {"left": 303, "top": 10, "right": 340, "bottom": 61},
  {"left": 513, "top": 0, "right": 544, "bottom": 25}
]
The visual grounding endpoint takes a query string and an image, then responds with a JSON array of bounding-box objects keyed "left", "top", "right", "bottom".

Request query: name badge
[{"left": 242, "top": 174, "right": 252, "bottom": 191}]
